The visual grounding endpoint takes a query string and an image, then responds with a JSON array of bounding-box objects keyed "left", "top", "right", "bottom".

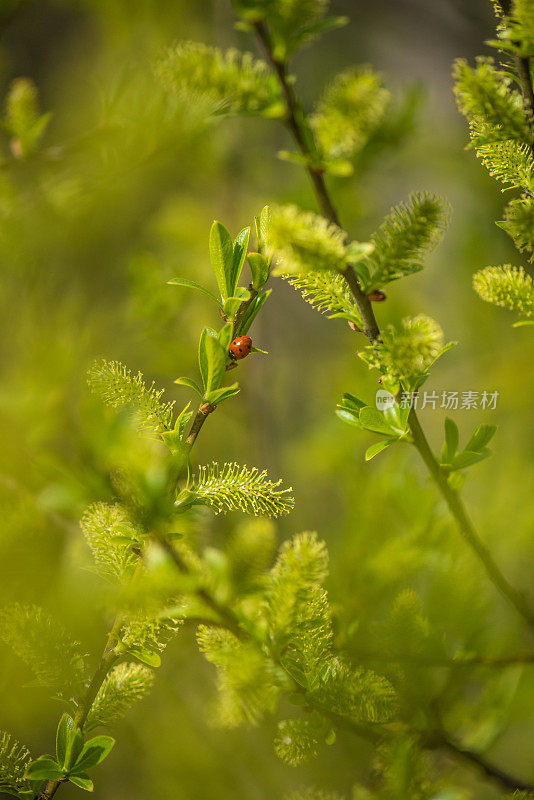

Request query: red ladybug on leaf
[{"left": 229, "top": 336, "right": 253, "bottom": 360}]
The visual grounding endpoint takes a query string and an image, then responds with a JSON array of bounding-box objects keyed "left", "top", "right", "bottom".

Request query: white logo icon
[{"left": 375, "top": 389, "right": 395, "bottom": 410}]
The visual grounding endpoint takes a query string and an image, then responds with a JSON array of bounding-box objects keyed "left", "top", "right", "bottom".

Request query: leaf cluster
[{"left": 26, "top": 714, "right": 114, "bottom": 793}]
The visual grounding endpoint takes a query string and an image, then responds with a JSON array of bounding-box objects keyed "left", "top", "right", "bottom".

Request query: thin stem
[
  {"left": 153, "top": 532, "right": 243, "bottom": 639},
  {"left": 355, "top": 649, "right": 534, "bottom": 668},
  {"left": 37, "top": 635, "right": 120, "bottom": 799},
  {"left": 252, "top": 18, "right": 534, "bottom": 629},
  {"left": 515, "top": 54, "right": 534, "bottom": 148},
  {"left": 158, "top": 531, "right": 534, "bottom": 795},
  {"left": 499, "top": 1, "right": 534, "bottom": 150},
  {"left": 408, "top": 408, "right": 534, "bottom": 626},
  {"left": 253, "top": 20, "right": 379, "bottom": 341},
  {"left": 185, "top": 402, "right": 217, "bottom": 447},
  {"left": 37, "top": 562, "right": 145, "bottom": 800},
  {"left": 425, "top": 731, "right": 534, "bottom": 794}
]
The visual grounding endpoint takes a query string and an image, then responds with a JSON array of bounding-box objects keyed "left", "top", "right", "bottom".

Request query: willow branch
[
  {"left": 253, "top": 20, "right": 379, "bottom": 340},
  {"left": 158, "top": 531, "right": 534, "bottom": 795},
  {"left": 37, "top": 619, "right": 123, "bottom": 799},
  {"left": 252, "top": 18, "right": 534, "bottom": 630}
]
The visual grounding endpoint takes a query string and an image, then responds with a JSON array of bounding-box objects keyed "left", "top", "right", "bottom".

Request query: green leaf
[
  {"left": 72, "top": 737, "right": 114, "bottom": 773},
  {"left": 198, "top": 327, "right": 218, "bottom": 392},
  {"left": 68, "top": 774, "right": 94, "bottom": 792},
  {"left": 167, "top": 278, "right": 221, "bottom": 308},
  {"left": 336, "top": 393, "right": 367, "bottom": 426},
  {"left": 123, "top": 645, "right": 162, "bottom": 668},
  {"left": 229, "top": 227, "right": 250, "bottom": 295},
  {"left": 443, "top": 417, "right": 459, "bottom": 464},
  {"left": 209, "top": 221, "right": 234, "bottom": 301},
  {"left": 26, "top": 757, "right": 63, "bottom": 781},
  {"left": 173, "top": 401, "right": 192, "bottom": 436},
  {"left": 223, "top": 294, "right": 249, "bottom": 317},
  {"left": 217, "top": 322, "right": 234, "bottom": 352},
  {"left": 365, "top": 439, "right": 396, "bottom": 461},
  {"left": 465, "top": 423, "right": 497, "bottom": 453},
  {"left": 383, "top": 403, "right": 409, "bottom": 434},
  {"left": 247, "top": 252, "right": 270, "bottom": 290},
  {"left": 340, "top": 393, "right": 367, "bottom": 413},
  {"left": 204, "top": 383, "right": 240, "bottom": 405},
  {"left": 56, "top": 713, "right": 74, "bottom": 767},
  {"left": 336, "top": 408, "right": 363, "bottom": 427},
  {"left": 450, "top": 449, "right": 491, "bottom": 471},
  {"left": 174, "top": 377, "right": 203, "bottom": 397},
  {"left": 204, "top": 333, "right": 227, "bottom": 393},
  {"left": 359, "top": 407, "right": 396, "bottom": 436}
]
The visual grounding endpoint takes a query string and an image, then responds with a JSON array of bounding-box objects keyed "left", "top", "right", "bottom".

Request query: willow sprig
[{"left": 191, "top": 461, "right": 295, "bottom": 517}]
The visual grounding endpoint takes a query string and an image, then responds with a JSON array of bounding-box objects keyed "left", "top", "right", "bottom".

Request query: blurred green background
[{"left": 2, "top": 1, "right": 534, "bottom": 798}]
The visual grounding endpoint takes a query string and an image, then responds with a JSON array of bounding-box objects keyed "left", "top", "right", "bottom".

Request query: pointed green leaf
[
  {"left": 204, "top": 383, "right": 240, "bottom": 405},
  {"left": 73, "top": 737, "right": 115, "bottom": 772},
  {"left": 443, "top": 417, "right": 459, "bottom": 464},
  {"left": 229, "top": 227, "right": 250, "bottom": 295},
  {"left": 69, "top": 774, "right": 94, "bottom": 792},
  {"left": 174, "top": 377, "right": 203, "bottom": 397},
  {"left": 365, "top": 439, "right": 396, "bottom": 461},
  {"left": 336, "top": 408, "right": 362, "bottom": 427},
  {"left": 56, "top": 713, "right": 75, "bottom": 767},
  {"left": 465, "top": 424, "right": 497, "bottom": 453},
  {"left": 198, "top": 327, "right": 218, "bottom": 392},
  {"left": 247, "top": 252, "right": 270, "bottom": 290},
  {"left": 450, "top": 449, "right": 491, "bottom": 471},
  {"left": 204, "top": 333, "right": 227, "bottom": 393},
  {"left": 217, "top": 322, "right": 234, "bottom": 352},
  {"left": 339, "top": 393, "right": 367, "bottom": 413},
  {"left": 384, "top": 403, "right": 408, "bottom": 434},
  {"left": 223, "top": 293, "right": 250, "bottom": 317},
  {"left": 167, "top": 278, "right": 222, "bottom": 308},
  {"left": 123, "top": 645, "right": 162, "bottom": 667},
  {"left": 174, "top": 401, "right": 192, "bottom": 436},
  {"left": 209, "top": 221, "right": 233, "bottom": 301},
  {"left": 26, "top": 757, "right": 63, "bottom": 781},
  {"left": 359, "top": 407, "right": 396, "bottom": 435}
]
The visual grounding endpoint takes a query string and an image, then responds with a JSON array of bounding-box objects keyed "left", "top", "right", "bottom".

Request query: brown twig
[{"left": 185, "top": 402, "right": 217, "bottom": 447}]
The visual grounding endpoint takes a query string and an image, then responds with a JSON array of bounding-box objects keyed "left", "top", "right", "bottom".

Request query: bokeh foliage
[{"left": 1, "top": 1, "right": 534, "bottom": 799}]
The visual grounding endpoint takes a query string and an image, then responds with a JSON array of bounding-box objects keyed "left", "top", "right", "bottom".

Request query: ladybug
[{"left": 229, "top": 335, "right": 253, "bottom": 360}]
